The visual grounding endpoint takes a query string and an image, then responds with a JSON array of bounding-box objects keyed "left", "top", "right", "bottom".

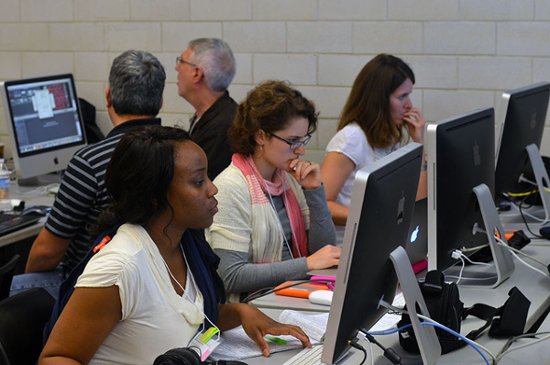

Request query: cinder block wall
[{"left": 1, "top": 0, "right": 550, "bottom": 165}]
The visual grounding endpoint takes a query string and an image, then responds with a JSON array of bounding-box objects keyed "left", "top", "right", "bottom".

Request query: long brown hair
[{"left": 338, "top": 54, "right": 415, "bottom": 149}]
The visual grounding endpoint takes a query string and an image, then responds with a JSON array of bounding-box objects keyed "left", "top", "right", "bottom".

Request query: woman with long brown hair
[{"left": 321, "top": 54, "right": 427, "bottom": 246}]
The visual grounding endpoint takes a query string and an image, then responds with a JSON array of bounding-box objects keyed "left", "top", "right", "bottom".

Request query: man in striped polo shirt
[{"left": 10, "top": 50, "right": 166, "bottom": 299}]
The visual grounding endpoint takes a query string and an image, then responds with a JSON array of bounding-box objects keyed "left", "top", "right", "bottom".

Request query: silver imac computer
[
  {"left": 426, "top": 108, "right": 514, "bottom": 288},
  {"left": 322, "top": 143, "right": 441, "bottom": 365},
  {"left": 0, "top": 74, "right": 87, "bottom": 185},
  {"left": 494, "top": 82, "right": 550, "bottom": 224}
]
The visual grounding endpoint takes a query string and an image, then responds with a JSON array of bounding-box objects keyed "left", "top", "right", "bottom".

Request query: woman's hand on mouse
[{"left": 306, "top": 245, "right": 341, "bottom": 270}]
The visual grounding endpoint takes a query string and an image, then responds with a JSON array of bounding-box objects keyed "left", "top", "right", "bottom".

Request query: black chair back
[
  {"left": 0, "top": 288, "right": 55, "bottom": 365},
  {"left": 0, "top": 255, "right": 21, "bottom": 302}
]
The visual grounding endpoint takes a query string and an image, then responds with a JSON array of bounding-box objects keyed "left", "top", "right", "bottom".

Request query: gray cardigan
[{"left": 214, "top": 184, "right": 335, "bottom": 298}]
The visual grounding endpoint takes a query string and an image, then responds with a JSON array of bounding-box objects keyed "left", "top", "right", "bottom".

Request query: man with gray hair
[
  {"left": 176, "top": 38, "right": 237, "bottom": 180},
  {"left": 11, "top": 50, "right": 165, "bottom": 299}
]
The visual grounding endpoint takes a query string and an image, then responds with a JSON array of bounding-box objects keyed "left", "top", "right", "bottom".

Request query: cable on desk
[
  {"left": 359, "top": 332, "right": 403, "bottom": 365},
  {"left": 493, "top": 235, "right": 550, "bottom": 279},
  {"left": 347, "top": 340, "right": 368, "bottom": 365},
  {"left": 495, "top": 331, "right": 550, "bottom": 363},
  {"left": 455, "top": 232, "right": 550, "bottom": 279},
  {"left": 372, "top": 302, "right": 496, "bottom": 365},
  {"left": 515, "top": 191, "right": 545, "bottom": 239}
]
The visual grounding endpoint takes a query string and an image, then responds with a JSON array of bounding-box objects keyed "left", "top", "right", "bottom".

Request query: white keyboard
[{"left": 283, "top": 345, "right": 325, "bottom": 365}]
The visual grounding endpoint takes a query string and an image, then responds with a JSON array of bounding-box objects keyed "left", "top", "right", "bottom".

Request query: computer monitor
[
  {"left": 426, "top": 108, "right": 514, "bottom": 288},
  {"left": 0, "top": 74, "right": 87, "bottom": 183},
  {"left": 494, "top": 82, "right": 550, "bottom": 221},
  {"left": 322, "top": 143, "right": 441, "bottom": 365}
]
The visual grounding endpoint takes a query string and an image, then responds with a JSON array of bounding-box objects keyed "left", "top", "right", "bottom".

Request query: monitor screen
[
  {"left": 321, "top": 143, "right": 423, "bottom": 364},
  {"left": 1, "top": 74, "right": 87, "bottom": 180},
  {"left": 495, "top": 82, "right": 550, "bottom": 199},
  {"left": 426, "top": 108, "right": 495, "bottom": 275}
]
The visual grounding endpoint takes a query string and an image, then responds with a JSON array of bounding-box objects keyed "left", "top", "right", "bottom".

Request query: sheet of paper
[
  {"left": 368, "top": 313, "right": 402, "bottom": 332},
  {"left": 210, "top": 326, "right": 309, "bottom": 361},
  {"left": 278, "top": 310, "right": 328, "bottom": 342}
]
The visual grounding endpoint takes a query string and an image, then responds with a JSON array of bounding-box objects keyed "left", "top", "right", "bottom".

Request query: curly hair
[
  {"left": 338, "top": 54, "right": 415, "bottom": 149},
  {"left": 228, "top": 80, "right": 318, "bottom": 156}
]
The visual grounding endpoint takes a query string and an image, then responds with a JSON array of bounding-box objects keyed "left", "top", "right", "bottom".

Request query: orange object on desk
[{"left": 274, "top": 282, "right": 329, "bottom": 298}]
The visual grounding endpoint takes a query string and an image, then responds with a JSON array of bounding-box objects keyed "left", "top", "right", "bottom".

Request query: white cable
[
  {"left": 365, "top": 335, "right": 374, "bottom": 365},
  {"left": 494, "top": 236, "right": 550, "bottom": 278},
  {"left": 460, "top": 251, "right": 495, "bottom": 267},
  {"left": 495, "top": 332, "right": 550, "bottom": 363},
  {"left": 456, "top": 255, "right": 465, "bottom": 284},
  {"left": 511, "top": 249, "right": 549, "bottom": 278},
  {"left": 510, "top": 203, "right": 546, "bottom": 222},
  {"left": 495, "top": 239, "right": 548, "bottom": 267},
  {"left": 459, "top": 244, "right": 489, "bottom": 253},
  {"left": 445, "top": 275, "right": 499, "bottom": 281}
]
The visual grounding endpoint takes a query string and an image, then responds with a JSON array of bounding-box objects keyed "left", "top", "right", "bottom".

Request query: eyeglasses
[
  {"left": 269, "top": 132, "right": 311, "bottom": 150},
  {"left": 175, "top": 56, "right": 197, "bottom": 68}
]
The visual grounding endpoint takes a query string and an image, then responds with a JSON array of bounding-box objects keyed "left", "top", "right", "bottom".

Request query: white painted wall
[{"left": 1, "top": 0, "right": 550, "bottom": 164}]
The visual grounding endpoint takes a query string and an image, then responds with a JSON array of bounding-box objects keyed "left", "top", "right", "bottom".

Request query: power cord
[
  {"left": 447, "top": 249, "right": 497, "bottom": 283},
  {"left": 495, "top": 331, "right": 550, "bottom": 363},
  {"left": 359, "top": 332, "right": 403, "bottom": 365},
  {"left": 347, "top": 340, "right": 369, "bottom": 365},
  {"left": 516, "top": 191, "right": 546, "bottom": 238}
]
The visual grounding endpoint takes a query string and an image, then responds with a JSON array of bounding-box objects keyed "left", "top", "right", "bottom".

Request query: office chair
[
  {"left": 0, "top": 288, "right": 55, "bottom": 365},
  {"left": 0, "top": 255, "right": 21, "bottom": 302}
]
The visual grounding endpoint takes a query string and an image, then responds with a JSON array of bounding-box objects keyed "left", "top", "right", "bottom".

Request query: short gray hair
[
  {"left": 188, "top": 38, "right": 236, "bottom": 92},
  {"left": 108, "top": 50, "right": 166, "bottom": 116}
]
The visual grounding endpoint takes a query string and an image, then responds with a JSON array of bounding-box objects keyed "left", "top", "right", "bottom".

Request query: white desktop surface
[
  {"left": 0, "top": 180, "right": 55, "bottom": 248},
  {"left": 244, "top": 239, "right": 550, "bottom": 365}
]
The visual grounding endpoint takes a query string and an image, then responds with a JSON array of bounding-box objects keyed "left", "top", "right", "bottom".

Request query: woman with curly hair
[{"left": 206, "top": 80, "right": 339, "bottom": 302}]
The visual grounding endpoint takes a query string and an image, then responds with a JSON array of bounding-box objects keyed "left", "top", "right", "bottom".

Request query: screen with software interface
[{"left": 5, "top": 75, "right": 85, "bottom": 157}]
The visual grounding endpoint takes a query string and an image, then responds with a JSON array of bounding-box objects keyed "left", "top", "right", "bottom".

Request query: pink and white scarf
[{"left": 232, "top": 153, "right": 308, "bottom": 260}]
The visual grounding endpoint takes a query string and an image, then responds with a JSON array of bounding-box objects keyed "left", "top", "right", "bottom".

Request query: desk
[
  {"left": 252, "top": 293, "right": 330, "bottom": 313},
  {"left": 247, "top": 239, "right": 550, "bottom": 364},
  {"left": 498, "top": 204, "right": 548, "bottom": 231},
  {"left": 0, "top": 182, "right": 54, "bottom": 247}
]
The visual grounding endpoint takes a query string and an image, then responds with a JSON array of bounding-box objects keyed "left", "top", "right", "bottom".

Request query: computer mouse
[{"left": 308, "top": 290, "right": 333, "bottom": 306}]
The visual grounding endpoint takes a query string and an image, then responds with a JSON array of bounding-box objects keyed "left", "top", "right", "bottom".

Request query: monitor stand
[
  {"left": 390, "top": 246, "right": 441, "bottom": 365},
  {"left": 444, "top": 183, "right": 515, "bottom": 288},
  {"left": 499, "top": 144, "right": 550, "bottom": 228},
  {"left": 525, "top": 143, "right": 550, "bottom": 223}
]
